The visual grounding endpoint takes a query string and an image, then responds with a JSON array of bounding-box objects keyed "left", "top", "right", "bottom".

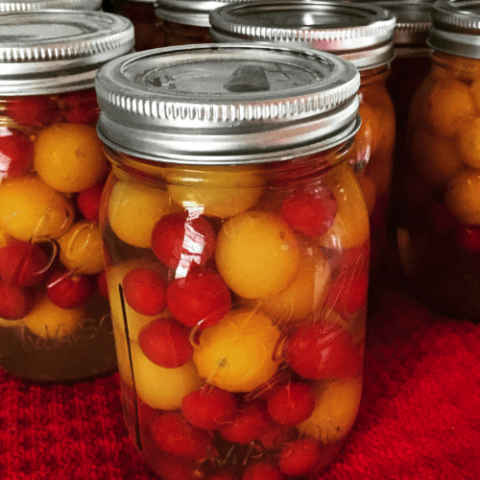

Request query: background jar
[
  {"left": 110, "top": 0, "right": 165, "bottom": 50},
  {"left": 95, "top": 43, "right": 368, "bottom": 479},
  {"left": 371, "top": 0, "right": 434, "bottom": 242},
  {"left": 398, "top": 0, "right": 480, "bottom": 321},
  {"left": 155, "top": 0, "right": 246, "bottom": 46},
  {"left": 0, "top": 0, "right": 103, "bottom": 10},
  {"left": 209, "top": 0, "right": 396, "bottom": 297},
  {"left": 0, "top": 11, "right": 134, "bottom": 382}
]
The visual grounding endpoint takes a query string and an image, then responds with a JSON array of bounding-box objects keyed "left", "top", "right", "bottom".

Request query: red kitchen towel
[{"left": 0, "top": 277, "right": 479, "bottom": 480}]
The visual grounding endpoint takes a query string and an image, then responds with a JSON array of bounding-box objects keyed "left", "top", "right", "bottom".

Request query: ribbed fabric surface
[{"left": 1, "top": 276, "right": 479, "bottom": 480}]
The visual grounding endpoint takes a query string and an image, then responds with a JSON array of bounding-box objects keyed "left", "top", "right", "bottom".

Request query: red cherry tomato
[
  {"left": 281, "top": 189, "right": 337, "bottom": 237},
  {"left": 151, "top": 213, "right": 216, "bottom": 269},
  {"left": 123, "top": 267, "right": 167, "bottom": 316},
  {"left": 219, "top": 400, "right": 271, "bottom": 445},
  {"left": 0, "top": 240, "right": 49, "bottom": 287},
  {"left": 46, "top": 270, "right": 94, "bottom": 309},
  {"left": 77, "top": 182, "right": 105, "bottom": 223},
  {"left": 266, "top": 382, "right": 315, "bottom": 427},
  {"left": 0, "top": 128, "right": 34, "bottom": 180},
  {"left": 284, "top": 320, "right": 362, "bottom": 380},
  {"left": 181, "top": 385, "right": 237, "bottom": 430},
  {"left": 0, "top": 281, "right": 35, "bottom": 320},
  {"left": 166, "top": 266, "right": 231, "bottom": 329},
  {"left": 151, "top": 412, "right": 216, "bottom": 460},
  {"left": 138, "top": 317, "right": 193, "bottom": 368},
  {"left": 6, "top": 95, "right": 58, "bottom": 127}
]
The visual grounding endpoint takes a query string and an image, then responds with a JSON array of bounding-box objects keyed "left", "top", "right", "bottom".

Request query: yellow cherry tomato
[
  {"left": 423, "top": 77, "right": 476, "bottom": 138},
  {"left": 23, "top": 294, "right": 85, "bottom": 339},
  {"left": 457, "top": 117, "right": 480, "bottom": 169},
  {"left": 108, "top": 179, "right": 175, "bottom": 248},
  {"left": 410, "top": 128, "right": 463, "bottom": 187},
  {"left": 57, "top": 220, "right": 105, "bottom": 275},
  {"left": 0, "top": 174, "right": 75, "bottom": 241},
  {"left": 298, "top": 375, "right": 363, "bottom": 444},
  {"left": 215, "top": 211, "right": 301, "bottom": 299},
  {"left": 131, "top": 342, "right": 202, "bottom": 410},
  {"left": 34, "top": 123, "right": 107, "bottom": 193},
  {"left": 319, "top": 165, "right": 370, "bottom": 250},
  {"left": 445, "top": 169, "right": 480, "bottom": 225},
  {"left": 167, "top": 164, "right": 265, "bottom": 218},
  {"left": 193, "top": 309, "right": 281, "bottom": 393},
  {"left": 242, "top": 251, "right": 331, "bottom": 326}
]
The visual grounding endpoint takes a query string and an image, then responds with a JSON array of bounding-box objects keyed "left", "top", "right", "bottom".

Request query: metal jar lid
[
  {"left": 155, "top": 0, "right": 255, "bottom": 28},
  {"left": 209, "top": 0, "right": 396, "bottom": 70},
  {"left": 0, "top": 0, "right": 103, "bottom": 11},
  {"left": 372, "top": 0, "right": 433, "bottom": 56},
  {"left": 428, "top": 0, "right": 480, "bottom": 58},
  {"left": 0, "top": 10, "right": 135, "bottom": 95},
  {"left": 95, "top": 43, "right": 361, "bottom": 165}
]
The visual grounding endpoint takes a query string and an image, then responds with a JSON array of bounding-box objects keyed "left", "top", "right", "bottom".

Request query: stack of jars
[
  {"left": 398, "top": 0, "right": 480, "bottom": 321},
  {"left": 0, "top": 10, "right": 134, "bottom": 381},
  {"left": 95, "top": 43, "right": 368, "bottom": 479},
  {"left": 209, "top": 0, "right": 397, "bottom": 295}
]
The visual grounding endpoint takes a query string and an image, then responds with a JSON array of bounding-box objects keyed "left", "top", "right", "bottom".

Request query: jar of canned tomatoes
[
  {"left": 209, "top": 0, "right": 396, "bottom": 297},
  {"left": 0, "top": 11, "right": 134, "bottom": 382},
  {"left": 0, "top": 0, "right": 103, "bottom": 10},
  {"left": 95, "top": 43, "right": 368, "bottom": 479},
  {"left": 110, "top": 0, "right": 165, "bottom": 50},
  {"left": 398, "top": 0, "right": 480, "bottom": 321},
  {"left": 373, "top": 0, "right": 433, "bottom": 239}
]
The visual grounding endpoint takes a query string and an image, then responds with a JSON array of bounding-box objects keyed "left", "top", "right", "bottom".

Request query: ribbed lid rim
[
  {"left": 209, "top": 0, "right": 396, "bottom": 69},
  {"left": 428, "top": 0, "right": 480, "bottom": 57},
  {"left": 95, "top": 43, "right": 361, "bottom": 164},
  {"left": 0, "top": 10, "right": 135, "bottom": 94},
  {"left": 0, "top": 0, "right": 102, "bottom": 11}
]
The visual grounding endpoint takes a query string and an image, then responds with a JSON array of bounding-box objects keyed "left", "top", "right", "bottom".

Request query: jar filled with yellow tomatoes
[
  {"left": 398, "top": 0, "right": 480, "bottom": 320},
  {"left": 0, "top": 11, "right": 134, "bottom": 382},
  {"left": 95, "top": 43, "right": 368, "bottom": 479},
  {"left": 110, "top": 0, "right": 165, "bottom": 50},
  {"left": 0, "top": 0, "right": 103, "bottom": 10},
  {"left": 209, "top": 0, "right": 396, "bottom": 296}
]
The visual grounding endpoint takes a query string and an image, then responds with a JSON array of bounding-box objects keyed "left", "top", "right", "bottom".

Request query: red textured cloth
[{"left": 1, "top": 276, "right": 479, "bottom": 480}]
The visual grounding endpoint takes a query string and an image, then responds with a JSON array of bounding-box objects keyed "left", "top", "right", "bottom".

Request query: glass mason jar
[
  {"left": 0, "top": 11, "right": 134, "bottom": 382},
  {"left": 399, "top": 0, "right": 480, "bottom": 320},
  {"left": 110, "top": 0, "right": 165, "bottom": 50},
  {"left": 375, "top": 0, "right": 433, "bottom": 238},
  {"left": 95, "top": 43, "right": 369, "bottom": 479},
  {"left": 209, "top": 0, "right": 396, "bottom": 296},
  {"left": 0, "top": 0, "right": 103, "bottom": 10}
]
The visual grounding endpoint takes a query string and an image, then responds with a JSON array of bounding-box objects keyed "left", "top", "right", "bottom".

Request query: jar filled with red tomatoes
[
  {"left": 0, "top": 10, "right": 134, "bottom": 382},
  {"left": 398, "top": 0, "right": 480, "bottom": 321},
  {"left": 0, "top": 0, "right": 103, "bottom": 10},
  {"left": 95, "top": 43, "right": 368, "bottom": 479},
  {"left": 110, "top": 0, "right": 165, "bottom": 50},
  {"left": 210, "top": 0, "right": 396, "bottom": 295}
]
